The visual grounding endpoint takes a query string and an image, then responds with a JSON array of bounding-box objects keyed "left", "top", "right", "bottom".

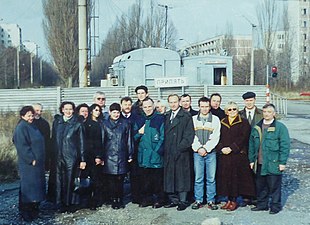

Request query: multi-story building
[
  {"left": 287, "top": 0, "right": 310, "bottom": 82},
  {"left": 180, "top": 35, "right": 252, "bottom": 62},
  {"left": 0, "top": 23, "right": 22, "bottom": 49}
]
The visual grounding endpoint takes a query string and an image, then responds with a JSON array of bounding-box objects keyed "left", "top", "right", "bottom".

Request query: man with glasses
[{"left": 93, "top": 91, "right": 109, "bottom": 120}]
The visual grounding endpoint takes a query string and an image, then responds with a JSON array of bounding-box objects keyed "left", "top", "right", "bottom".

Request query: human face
[
  {"left": 121, "top": 100, "right": 132, "bottom": 114},
  {"left": 226, "top": 106, "right": 238, "bottom": 118},
  {"left": 62, "top": 104, "right": 74, "bottom": 118},
  {"left": 211, "top": 96, "right": 221, "bottom": 109},
  {"left": 21, "top": 111, "right": 34, "bottom": 123},
  {"left": 79, "top": 107, "right": 89, "bottom": 119},
  {"left": 168, "top": 96, "right": 180, "bottom": 112},
  {"left": 244, "top": 98, "right": 256, "bottom": 110},
  {"left": 199, "top": 101, "right": 211, "bottom": 116},
  {"left": 95, "top": 95, "right": 106, "bottom": 108},
  {"left": 180, "top": 96, "right": 191, "bottom": 110},
  {"left": 33, "top": 104, "right": 43, "bottom": 119},
  {"left": 92, "top": 106, "right": 101, "bottom": 119},
  {"left": 142, "top": 99, "right": 154, "bottom": 116},
  {"left": 136, "top": 89, "right": 148, "bottom": 101},
  {"left": 155, "top": 102, "right": 166, "bottom": 114},
  {"left": 109, "top": 110, "right": 120, "bottom": 121},
  {"left": 263, "top": 106, "right": 276, "bottom": 122}
]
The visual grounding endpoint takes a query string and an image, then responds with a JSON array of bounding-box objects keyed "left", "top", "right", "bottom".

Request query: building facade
[{"left": 0, "top": 23, "right": 22, "bottom": 49}]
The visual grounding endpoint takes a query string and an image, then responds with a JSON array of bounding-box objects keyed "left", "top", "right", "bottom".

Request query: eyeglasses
[
  {"left": 97, "top": 97, "right": 105, "bottom": 101},
  {"left": 227, "top": 108, "right": 237, "bottom": 112}
]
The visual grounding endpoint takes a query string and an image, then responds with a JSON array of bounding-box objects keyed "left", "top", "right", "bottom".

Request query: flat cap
[{"left": 242, "top": 91, "right": 256, "bottom": 100}]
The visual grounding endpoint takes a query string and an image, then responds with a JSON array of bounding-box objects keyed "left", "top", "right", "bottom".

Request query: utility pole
[
  {"left": 78, "top": 0, "right": 88, "bottom": 87},
  {"left": 241, "top": 15, "right": 256, "bottom": 85},
  {"left": 158, "top": 4, "right": 172, "bottom": 48}
]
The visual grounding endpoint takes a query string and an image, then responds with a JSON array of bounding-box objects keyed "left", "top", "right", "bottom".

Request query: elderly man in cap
[{"left": 239, "top": 92, "right": 263, "bottom": 128}]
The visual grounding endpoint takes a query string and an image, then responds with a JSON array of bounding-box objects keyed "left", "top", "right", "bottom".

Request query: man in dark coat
[
  {"left": 239, "top": 91, "right": 263, "bottom": 128},
  {"left": 180, "top": 94, "right": 198, "bottom": 116},
  {"left": 32, "top": 103, "right": 51, "bottom": 172},
  {"left": 163, "top": 94, "right": 195, "bottom": 211},
  {"left": 210, "top": 93, "right": 226, "bottom": 120},
  {"left": 120, "top": 96, "right": 142, "bottom": 204}
]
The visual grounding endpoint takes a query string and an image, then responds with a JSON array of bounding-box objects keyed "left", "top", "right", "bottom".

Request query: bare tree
[
  {"left": 256, "top": 0, "right": 278, "bottom": 84},
  {"left": 42, "top": 0, "right": 79, "bottom": 87}
]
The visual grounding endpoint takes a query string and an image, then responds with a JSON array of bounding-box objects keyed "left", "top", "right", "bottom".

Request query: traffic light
[{"left": 271, "top": 66, "right": 278, "bottom": 78}]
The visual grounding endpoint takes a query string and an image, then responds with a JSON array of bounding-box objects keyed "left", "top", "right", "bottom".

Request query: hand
[
  {"left": 128, "top": 159, "right": 133, "bottom": 163},
  {"left": 138, "top": 125, "right": 145, "bottom": 134},
  {"left": 197, "top": 147, "right": 207, "bottom": 157},
  {"left": 80, "top": 161, "right": 86, "bottom": 170},
  {"left": 32, "top": 160, "right": 36, "bottom": 166},
  {"left": 250, "top": 162, "right": 254, "bottom": 169},
  {"left": 95, "top": 158, "right": 102, "bottom": 165},
  {"left": 221, "top": 147, "right": 231, "bottom": 155},
  {"left": 279, "top": 164, "right": 286, "bottom": 171}
]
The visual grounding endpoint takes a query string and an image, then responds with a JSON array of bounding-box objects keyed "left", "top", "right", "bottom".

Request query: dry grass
[{"left": 0, "top": 111, "right": 19, "bottom": 181}]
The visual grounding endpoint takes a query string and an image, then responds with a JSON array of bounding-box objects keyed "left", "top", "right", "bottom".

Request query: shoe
[
  {"left": 238, "top": 201, "right": 247, "bottom": 207},
  {"left": 152, "top": 202, "right": 163, "bottom": 209},
  {"left": 220, "top": 201, "right": 231, "bottom": 209},
  {"left": 177, "top": 202, "right": 187, "bottom": 211},
  {"left": 139, "top": 200, "right": 153, "bottom": 208},
  {"left": 20, "top": 211, "right": 33, "bottom": 222},
  {"left": 207, "top": 202, "right": 218, "bottom": 210},
  {"left": 269, "top": 210, "right": 280, "bottom": 214},
  {"left": 112, "top": 198, "right": 120, "bottom": 210},
  {"left": 226, "top": 201, "right": 238, "bottom": 211},
  {"left": 164, "top": 202, "right": 178, "bottom": 208},
  {"left": 191, "top": 201, "right": 203, "bottom": 210},
  {"left": 251, "top": 206, "right": 269, "bottom": 211},
  {"left": 89, "top": 206, "right": 97, "bottom": 211}
]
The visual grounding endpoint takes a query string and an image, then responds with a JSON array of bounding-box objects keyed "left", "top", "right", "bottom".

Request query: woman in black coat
[
  {"left": 84, "top": 103, "right": 104, "bottom": 210},
  {"left": 51, "top": 101, "right": 86, "bottom": 213},
  {"left": 13, "top": 106, "right": 45, "bottom": 222},
  {"left": 101, "top": 103, "right": 134, "bottom": 209}
]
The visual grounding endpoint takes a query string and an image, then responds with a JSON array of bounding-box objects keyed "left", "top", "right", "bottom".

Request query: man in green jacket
[
  {"left": 248, "top": 103, "right": 290, "bottom": 215},
  {"left": 134, "top": 97, "right": 165, "bottom": 208}
]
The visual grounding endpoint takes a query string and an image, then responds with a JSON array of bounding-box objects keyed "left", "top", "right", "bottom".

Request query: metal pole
[
  {"left": 78, "top": 0, "right": 88, "bottom": 87},
  {"left": 164, "top": 5, "right": 168, "bottom": 48},
  {"left": 16, "top": 47, "right": 20, "bottom": 88},
  {"left": 250, "top": 25, "right": 256, "bottom": 85},
  {"left": 30, "top": 53, "right": 33, "bottom": 85}
]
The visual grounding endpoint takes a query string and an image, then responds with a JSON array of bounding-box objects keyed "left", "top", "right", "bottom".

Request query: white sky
[{"left": 0, "top": 0, "right": 264, "bottom": 59}]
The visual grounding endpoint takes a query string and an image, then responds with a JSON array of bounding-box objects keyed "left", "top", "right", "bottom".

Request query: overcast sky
[{"left": 0, "top": 0, "right": 262, "bottom": 59}]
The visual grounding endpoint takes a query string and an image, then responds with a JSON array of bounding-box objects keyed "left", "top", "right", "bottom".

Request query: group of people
[{"left": 12, "top": 86, "right": 290, "bottom": 222}]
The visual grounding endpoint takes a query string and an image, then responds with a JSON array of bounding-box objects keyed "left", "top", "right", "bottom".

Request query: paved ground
[{"left": 0, "top": 100, "right": 309, "bottom": 225}]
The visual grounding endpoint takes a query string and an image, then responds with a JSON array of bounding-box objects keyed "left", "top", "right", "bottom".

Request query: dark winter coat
[
  {"left": 13, "top": 119, "right": 46, "bottom": 203},
  {"left": 216, "top": 115, "right": 256, "bottom": 198},
  {"left": 84, "top": 118, "right": 103, "bottom": 162},
  {"left": 239, "top": 106, "right": 263, "bottom": 128},
  {"left": 51, "top": 115, "right": 86, "bottom": 205},
  {"left": 33, "top": 117, "right": 51, "bottom": 171},
  {"left": 164, "top": 108, "right": 195, "bottom": 193},
  {"left": 101, "top": 117, "right": 134, "bottom": 175}
]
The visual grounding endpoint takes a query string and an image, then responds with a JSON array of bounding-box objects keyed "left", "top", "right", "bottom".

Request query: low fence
[{"left": 0, "top": 85, "right": 287, "bottom": 116}]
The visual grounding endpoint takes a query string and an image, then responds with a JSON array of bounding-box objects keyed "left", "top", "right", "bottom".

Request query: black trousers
[
  {"left": 129, "top": 160, "right": 142, "bottom": 202},
  {"left": 105, "top": 174, "right": 125, "bottom": 200},
  {"left": 256, "top": 164, "right": 282, "bottom": 212},
  {"left": 140, "top": 167, "right": 164, "bottom": 203}
]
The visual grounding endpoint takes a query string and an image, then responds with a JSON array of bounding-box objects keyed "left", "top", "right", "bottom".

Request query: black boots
[{"left": 111, "top": 198, "right": 124, "bottom": 209}]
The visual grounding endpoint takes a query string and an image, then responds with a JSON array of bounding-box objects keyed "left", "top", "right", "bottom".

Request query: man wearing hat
[{"left": 239, "top": 91, "right": 263, "bottom": 128}]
